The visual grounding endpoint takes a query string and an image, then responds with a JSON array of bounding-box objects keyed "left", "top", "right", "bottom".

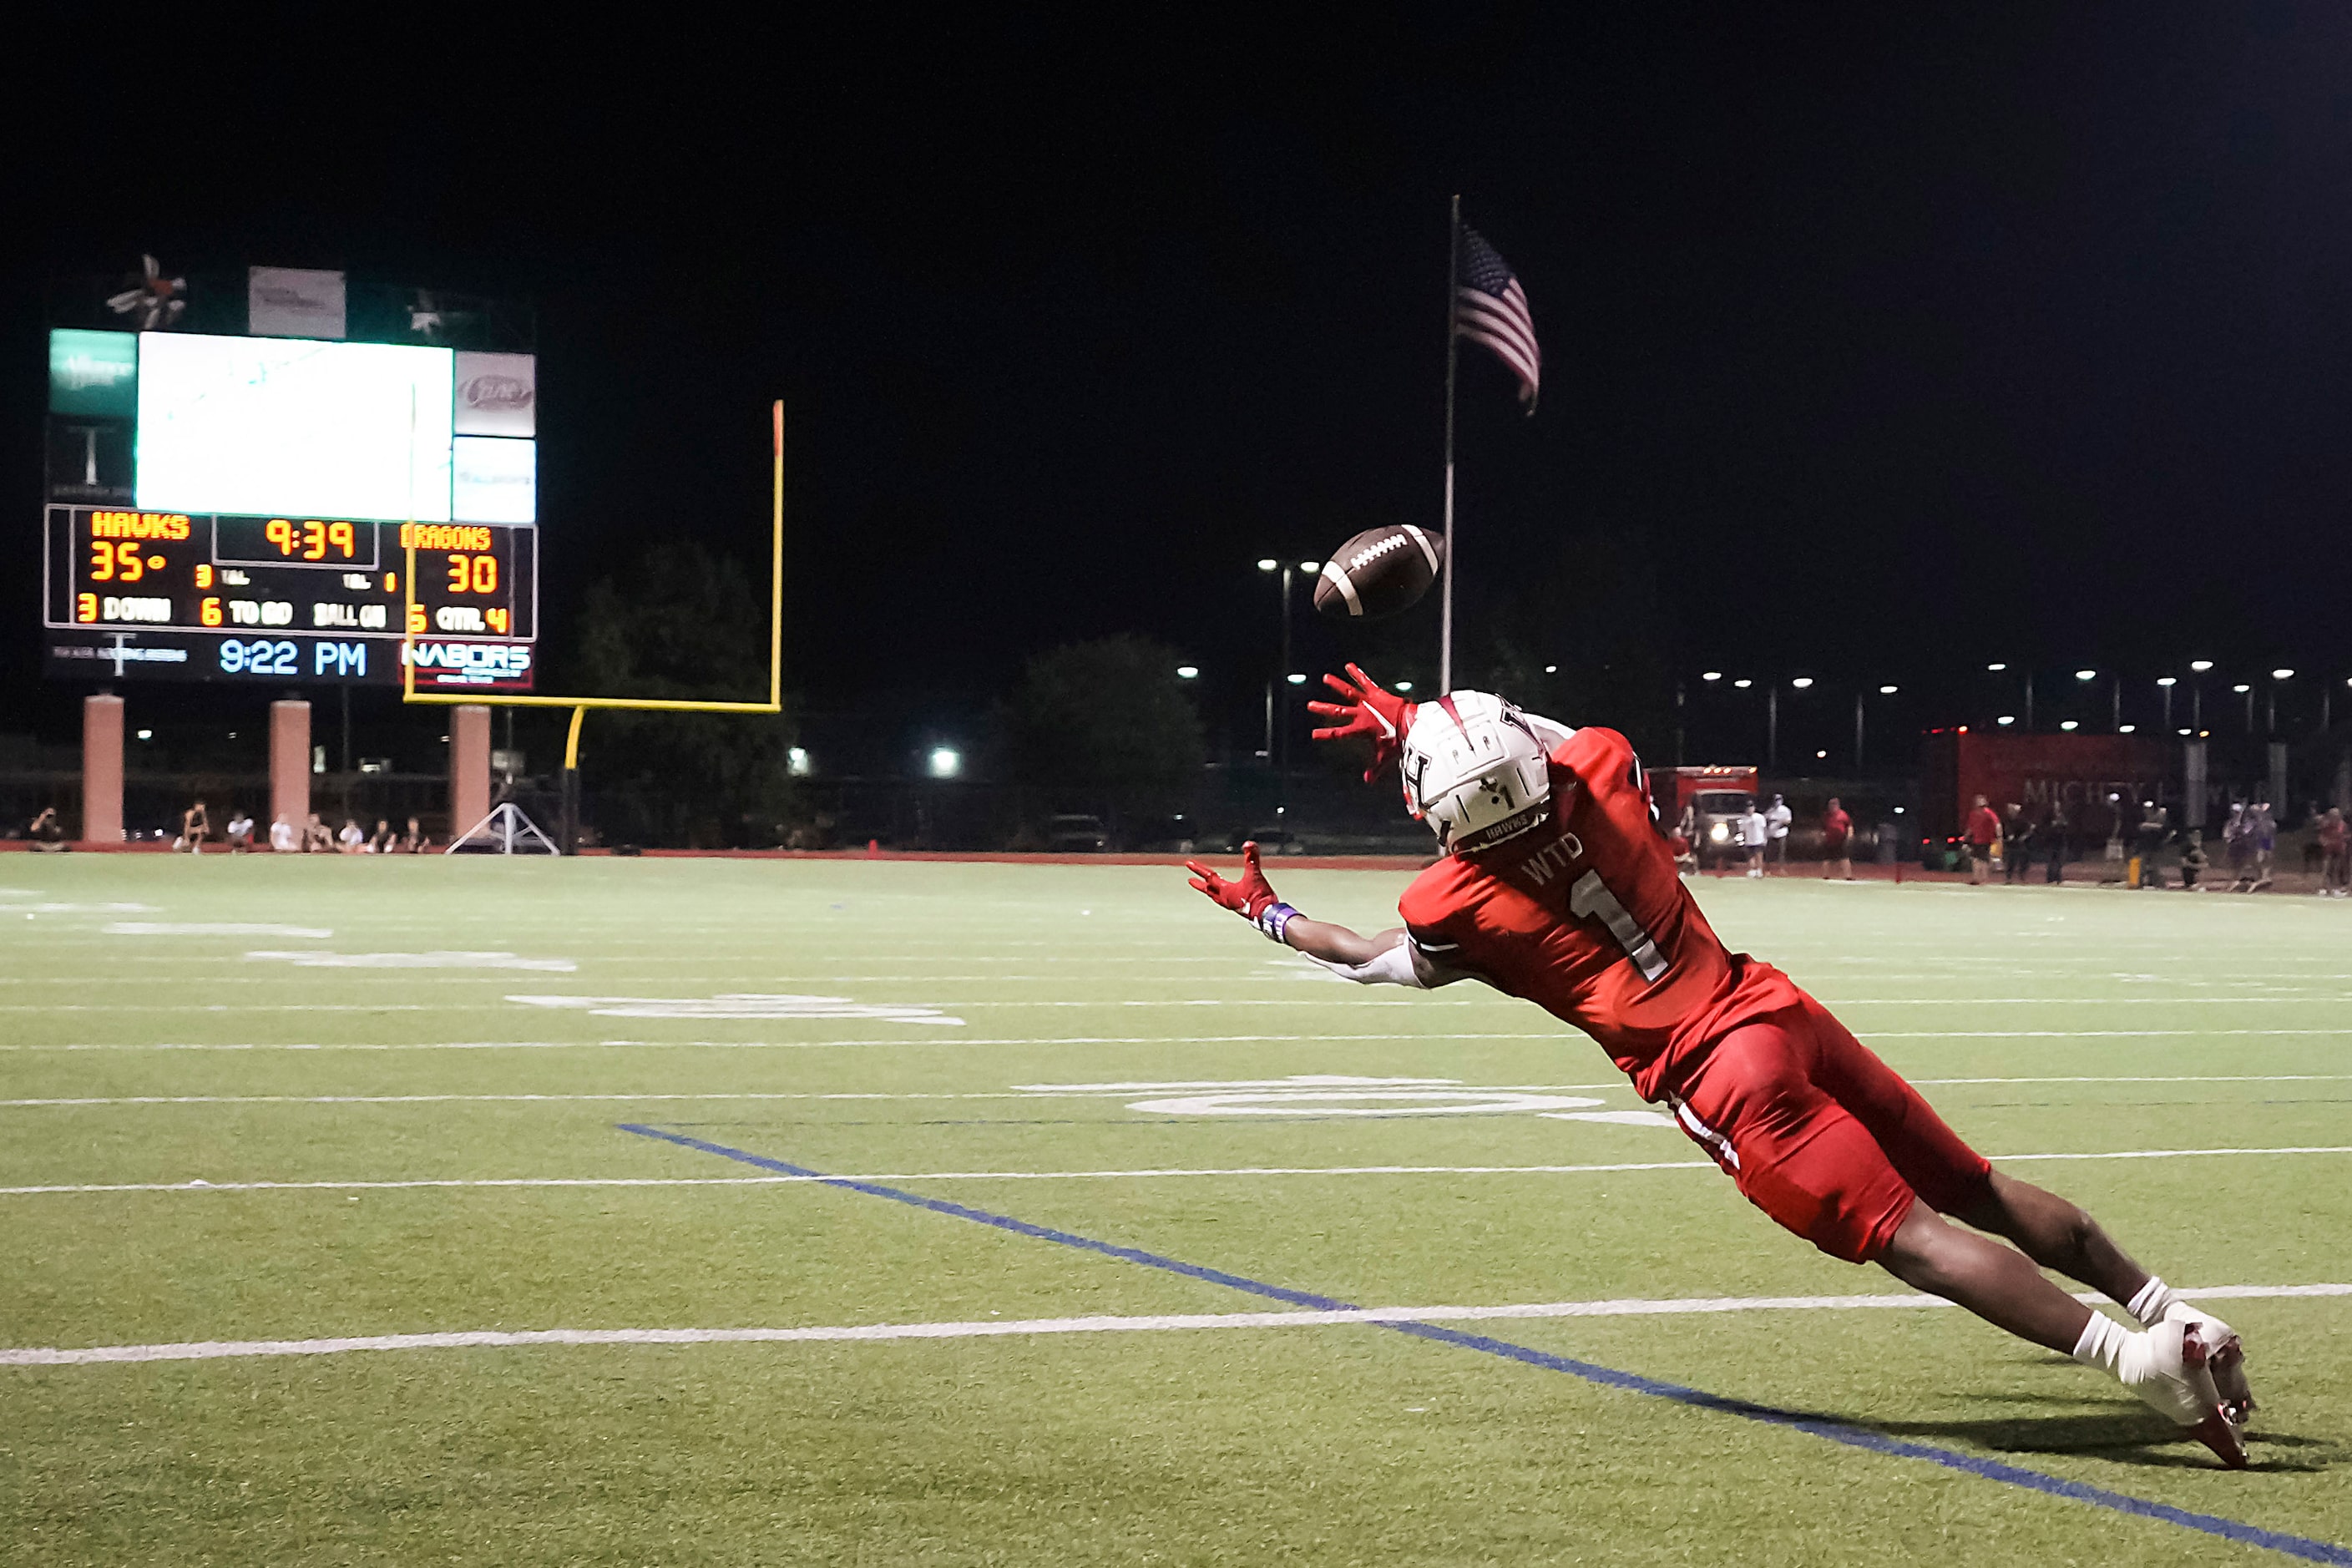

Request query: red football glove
[
  {"left": 1307, "top": 663, "right": 1418, "bottom": 782},
  {"left": 1186, "top": 841, "right": 1279, "bottom": 922}
]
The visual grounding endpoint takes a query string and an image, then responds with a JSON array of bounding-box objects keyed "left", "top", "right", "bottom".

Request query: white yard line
[
  {"left": 6, "top": 1146, "right": 2349, "bottom": 1194},
  {"left": 8, "top": 1283, "right": 2344, "bottom": 1367}
]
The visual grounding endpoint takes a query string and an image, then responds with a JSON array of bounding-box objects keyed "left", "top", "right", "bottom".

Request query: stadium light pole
[
  {"left": 2269, "top": 669, "right": 2294, "bottom": 735},
  {"left": 2234, "top": 683, "right": 2254, "bottom": 731},
  {"left": 2189, "top": 660, "right": 2213, "bottom": 731},
  {"left": 2157, "top": 675, "right": 2176, "bottom": 731},
  {"left": 1257, "top": 560, "right": 1279, "bottom": 765}
]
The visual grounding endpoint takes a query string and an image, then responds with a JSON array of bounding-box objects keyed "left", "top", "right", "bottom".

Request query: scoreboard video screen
[{"left": 43, "top": 316, "right": 539, "bottom": 689}]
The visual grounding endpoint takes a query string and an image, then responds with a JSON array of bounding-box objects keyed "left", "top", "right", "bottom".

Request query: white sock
[
  {"left": 2127, "top": 1276, "right": 2179, "bottom": 1328},
  {"left": 2071, "top": 1311, "right": 2129, "bottom": 1376},
  {"left": 2072, "top": 1313, "right": 2207, "bottom": 1424}
]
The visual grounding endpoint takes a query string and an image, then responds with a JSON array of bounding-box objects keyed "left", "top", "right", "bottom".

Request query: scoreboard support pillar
[
  {"left": 80, "top": 694, "right": 124, "bottom": 846},
  {"left": 270, "top": 701, "right": 311, "bottom": 847},
  {"left": 450, "top": 706, "right": 493, "bottom": 841}
]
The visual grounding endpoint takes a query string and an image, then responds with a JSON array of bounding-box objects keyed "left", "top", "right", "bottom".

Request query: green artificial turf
[{"left": 0, "top": 855, "right": 2346, "bottom": 1565}]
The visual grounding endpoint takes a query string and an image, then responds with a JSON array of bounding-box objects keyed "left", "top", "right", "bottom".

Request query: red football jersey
[{"left": 1398, "top": 725, "right": 1803, "bottom": 1100}]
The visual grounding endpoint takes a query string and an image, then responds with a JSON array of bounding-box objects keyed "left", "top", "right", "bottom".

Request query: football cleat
[
  {"left": 2179, "top": 1323, "right": 2251, "bottom": 1469},
  {"left": 2168, "top": 1303, "right": 2257, "bottom": 1428}
]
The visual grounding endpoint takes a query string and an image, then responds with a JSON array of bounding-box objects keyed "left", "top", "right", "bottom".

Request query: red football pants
[{"left": 1667, "top": 996, "right": 1993, "bottom": 1263}]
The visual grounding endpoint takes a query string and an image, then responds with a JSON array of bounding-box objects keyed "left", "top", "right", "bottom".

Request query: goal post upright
[{"left": 400, "top": 400, "right": 790, "bottom": 852}]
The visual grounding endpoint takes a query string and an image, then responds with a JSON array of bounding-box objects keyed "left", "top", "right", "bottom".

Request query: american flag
[{"left": 1454, "top": 226, "right": 1540, "bottom": 411}]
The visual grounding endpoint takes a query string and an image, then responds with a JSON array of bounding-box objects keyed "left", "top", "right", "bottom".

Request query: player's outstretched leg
[
  {"left": 1874, "top": 1200, "right": 2248, "bottom": 1468},
  {"left": 1955, "top": 1171, "right": 2256, "bottom": 1425}
]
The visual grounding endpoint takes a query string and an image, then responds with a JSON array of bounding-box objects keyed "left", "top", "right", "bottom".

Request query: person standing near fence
[
  {"left": 2003, "top": 804, "right": 2034, "bottom": 884},
  {"left": 1821, "top": 797, "right": 1854, "bottom": 881},
  {"left": 1765, "top": 793, "right": 1794, "bottom": 874},
  {"left": 1965, "top": 795, "right": 2000, "bottom": 885},
  {"left": 2314, "top": 807, "right": 2348, "bottom": 898},
  {"left": 2045, "top": 804, "right": 2070, "bottom": 884}
]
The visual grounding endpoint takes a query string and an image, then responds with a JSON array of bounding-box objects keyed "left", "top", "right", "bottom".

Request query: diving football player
[{"left": 1184, "top": 666, "right": 2254, "bottom": 1466}]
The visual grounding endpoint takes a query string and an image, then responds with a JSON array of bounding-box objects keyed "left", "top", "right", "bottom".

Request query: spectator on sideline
[
  {"left": 336, "top": 818, "right": 366, "bottom": 853},
  {"left": 1821, "top": 797, "right": 1854, "bottom": 880},
  {"left": 269, "top": 815, "right": 299, "bottom": 852},
  {"left": 177, "top": 798, "right": 210, "bottom": 855},
  {"left": 2135, "top": 803, "right": 2170, "bottom": 890},
  {"left": 302, "top": 813, "right": 334, "bottom": 853},
  {"left": 28, "top": 807, "right": 67, "bottom": 852},
  {"left": 399, "top": 816, "right": 426, "bottom": 854},
  {"left": 365, "top": 818, "right": 394, "bottom": 854},
  {"left": 2223, "top": 803, "right": 2251, "bottom": 890},
  {"left": 2179, "top": 828, "right": 2210, "bottom": 891},
  {"left": 1764, "top": 793, "right": 1794, "bottom": 874},
  {"left": 225, "top": 810, "right": 254, "bottom": 852},
  {"left": 2003, "top": 804, "right": 2035, "bottom": 884},
  {"left": 2250, "top": 802, "right": 2278, "bottom": 892},
  {"left": 1672, "top": 802, "right": 1700, "bottom": 877},
  {"left": 2044, "top": 803, "right": 2070, "bottom": 884},
  {"left": 1964, "top": 794, "right": 2000, "bottom": 884},
  {"left": 2317, "top": 807, "right": 2349, "bottom": 898},
  {"left": 1739, "top": 802, "right": 1769, "bottom": 878}
]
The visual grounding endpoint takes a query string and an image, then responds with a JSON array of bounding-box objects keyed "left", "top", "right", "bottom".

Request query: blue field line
[{"left": 617, "top": 1122, "right": 2351, "bottom": 1567}]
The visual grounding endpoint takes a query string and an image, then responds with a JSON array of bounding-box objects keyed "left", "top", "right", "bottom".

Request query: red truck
[{"left": 1651, "top": 765, "right": 1760, "bottom": 870}]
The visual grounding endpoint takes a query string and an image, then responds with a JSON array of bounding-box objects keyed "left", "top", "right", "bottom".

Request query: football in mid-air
[{"left": 1312, "top": 524, "right": 1445, "bottom": 620}]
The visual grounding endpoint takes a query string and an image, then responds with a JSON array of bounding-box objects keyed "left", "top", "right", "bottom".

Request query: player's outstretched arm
[{"left": 1183, "top": 842, "right": 1464, "bottom": 987}]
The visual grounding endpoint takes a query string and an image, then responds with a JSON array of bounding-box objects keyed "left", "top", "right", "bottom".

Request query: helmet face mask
[{"left": 1399, "top": 692, "right": 1553, "bottom": 854}]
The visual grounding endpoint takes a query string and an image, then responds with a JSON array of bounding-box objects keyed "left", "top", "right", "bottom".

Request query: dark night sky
[{"left": 9, "top": 6, "right": 2352, "bottom": 756}]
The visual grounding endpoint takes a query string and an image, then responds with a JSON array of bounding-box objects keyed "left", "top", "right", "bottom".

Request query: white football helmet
[{"left": 1399, "top": 691, "right": 1553, "bottom": 853}]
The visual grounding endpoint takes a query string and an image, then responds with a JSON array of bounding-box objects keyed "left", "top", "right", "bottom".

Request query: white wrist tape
[{"left": 1310, "top": 936, "right": 1426, "bottom": 989}]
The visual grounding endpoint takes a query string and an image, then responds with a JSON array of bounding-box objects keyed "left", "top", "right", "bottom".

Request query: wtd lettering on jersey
[{"left": 1515, "top": 832, "right": 1585, "bottom": 888}]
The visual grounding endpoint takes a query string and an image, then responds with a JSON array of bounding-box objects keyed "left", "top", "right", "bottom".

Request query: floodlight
[
  {"left": 1702, "top": 670, "right": 1722, "bottom": 681},
  {"left": 1298, "top": 560, "right": 1318, "bottom": 572},
  {"left": 1879, "top": 685, "right": 1898, "bottom": 695},
  {"left": 1986, "top": 662, "right": 2007, "bottom": 671},
  {"left": 1732, "top": 679, "right": 1753, "bottom": 690},
  {"left": 1175, "top": 665, "right": 1198, "bottom": 679},
  {"left": 1544, "top": 665, "right": 1558, "bottom": 674},
  {"left": 136, "top": 729, "right": 153, "bottom": 741},
  {"left": 787, "top": 746, "right": 812, "bottom": 777},
  {"left": 1393, "top": 680, "right": 1414, "bottom": 692},
  {"left": 1996, "top": 716, "right": 2015, "bottom": 726},
  {"left": 2272, "top": 668, "right": 2294, "bottom": 680},
  {"left": 1256, "top": 559, "right": 1277, "bottom": 572},
  {"left": 1815, "top": 749, "right": 1828, "bottom": 759},
  {"left": 2118, "top": 724, "right": 2136, "bottom": 734},
  {"left": 1286, "top": 673, "right": 1307, "bottom": 685},
  {"left": 2157, "top": 676, "right": 2177, "bottom": 687},
  {"left": 2190, "top": 660, "right": 2213, "bottom": 672},
  {"left": 2075, "top": 670, "right": 2096, "bottom": 681},
  {"left": 2233, "top": 684, "right": 2251, "bottom": 694},
  {"left": 2061, "top": 721, "right": 2080, "bottom": 731},
  {"left": 928, "top": 747, "right": 960, "bottom": 779},
  {"left": 1791, "top": 677, "right": 1813, "bottom": 689}
]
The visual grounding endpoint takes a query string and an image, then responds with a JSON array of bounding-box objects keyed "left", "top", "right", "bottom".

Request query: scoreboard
[
  {"left": 42, "top": 509, "right": 535, "bottom": 688},
  {"left": 42, "top": 311, "right": 539, "bottom": 689}
]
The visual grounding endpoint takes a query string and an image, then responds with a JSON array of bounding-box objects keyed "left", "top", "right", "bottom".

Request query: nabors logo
[
  {"left": 404, "top": 640, "right": 533, "bottom": 685},
  {"left": 462, "top": 376, "right": 534, "bottom": 412}
]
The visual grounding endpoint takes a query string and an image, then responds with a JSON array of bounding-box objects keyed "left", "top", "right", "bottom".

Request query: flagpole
[{"left": 1440, "top": 193, "right": 1460, "bottom": 692}]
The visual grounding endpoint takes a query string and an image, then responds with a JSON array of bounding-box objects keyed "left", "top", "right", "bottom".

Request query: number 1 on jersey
[{"left": 1568, "top": 870, "right": 1669, "bottom": 982}]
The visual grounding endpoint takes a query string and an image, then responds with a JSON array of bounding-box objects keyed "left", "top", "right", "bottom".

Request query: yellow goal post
[{"left": 399, "top": 401, "right": 786, "bottom": 846}]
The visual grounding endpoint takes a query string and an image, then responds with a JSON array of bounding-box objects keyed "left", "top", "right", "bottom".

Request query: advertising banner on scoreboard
[{"left": 247, "top": 267, "right": 347, "bottom": 339}]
